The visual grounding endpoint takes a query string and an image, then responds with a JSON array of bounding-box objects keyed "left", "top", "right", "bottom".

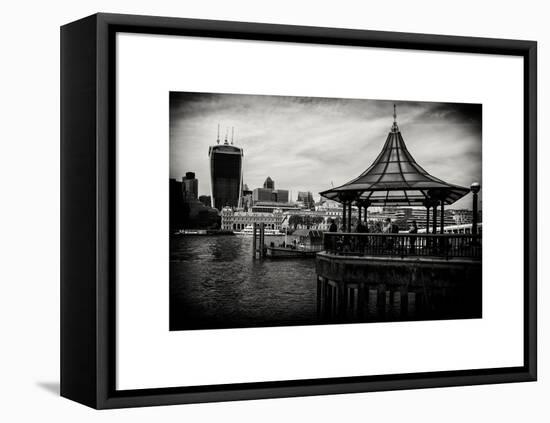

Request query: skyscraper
[
  {"left": 263, "top": 176, "right": 274, "bottom": 189},
  {"left": 182, "top": 171, "right": 198, "bottom": 200},
  {"left": 209, "top": 126, "right": 243, "bottom": 211}
]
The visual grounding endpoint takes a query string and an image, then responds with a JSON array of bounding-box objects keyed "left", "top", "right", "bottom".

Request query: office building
[{"left": 209, "top": 129, "right": 243, "bottom": 211}]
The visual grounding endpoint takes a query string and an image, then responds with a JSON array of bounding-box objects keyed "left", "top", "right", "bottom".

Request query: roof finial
[
  {"left": 392, "top": 104, "right": 399, "bottom": 132},
  {"left": 231, "top": 127, "right": 234, "bottom": 145},
  {"left": 217, "top": 123, "right": 220, "bottom": 144}
]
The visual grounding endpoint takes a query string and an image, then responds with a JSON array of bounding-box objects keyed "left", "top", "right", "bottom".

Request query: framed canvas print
[{"left": 60, "top": 13, "right": 537, "bottom": 409}]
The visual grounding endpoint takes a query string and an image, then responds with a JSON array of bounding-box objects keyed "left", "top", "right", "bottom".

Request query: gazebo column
[
  {"left": 342, "top": 202, "right": 347, "bottom": 232},
  {"left": 347, "top": 200, "right": 352, "bottom": 232},
  {"left": 357, "top": 199, "right": 370, "bottom": 228},
  {"left": 440, "top": 200, "right": 445, "bottom": 234},
  {"left": 357, "top": 203, "right": 362, "bottom": 224},
  {"left": 432, "top": 204, "right": 437, "bottom": 235},
  {"left": 425, "top": 205, "right": 430, "bottom": 234}
]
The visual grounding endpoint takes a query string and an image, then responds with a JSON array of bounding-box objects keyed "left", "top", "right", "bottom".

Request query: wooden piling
[
  {"left": 252, "top": 223, "right": 257, "bottom": 258},
  {"left": 260, "top": 223, "right": 265, "bottom": 258}
]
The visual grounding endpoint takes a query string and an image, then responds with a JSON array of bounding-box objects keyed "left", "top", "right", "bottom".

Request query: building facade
[
  {"left": 315, "top": 199, "right": 347, "bottom": 218},
  {"left": 209, "top": 139, "right": 243, "bottom": 211},
  {"left": 263, "top": 176, "right": 274, "bottom": 189},
  {"left": 297, "top": 191, "right": 315, "bottom": 209},
  {"left": 221, "top": 207, "right": 284, "bottom": 231},
  {"left": 252, "top": 188, "right": 289, "bottom": 204},
  {"left": 251, "top": 201, "right": 301, "bottom": 213},
  {"left": 450, "top": 209, "right": 473, "bottom": 225},
  {"left": 182, "top": 171, "right": 198, "bottom": 200}
]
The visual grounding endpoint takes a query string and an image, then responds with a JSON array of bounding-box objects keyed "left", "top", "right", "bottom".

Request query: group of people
[
  {"left": 328, "top": 217, "right": 418, "bottom": 253},
  {"left": 328, "top": 218, "right": 418, "bottom": 235}
]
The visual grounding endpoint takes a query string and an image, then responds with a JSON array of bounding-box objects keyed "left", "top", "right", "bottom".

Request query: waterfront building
[
  {"left": 251, "top": 201, "right": 301, "bottom": 214},
  {"left": 221, "top": 207, "right": 284, "bottom": 231},
  {"left": 209, "top": 128, "right": 243, "bottom": 211}
]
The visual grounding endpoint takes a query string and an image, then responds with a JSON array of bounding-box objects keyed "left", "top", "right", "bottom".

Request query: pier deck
[{"left": 316, "top": 233, "right": 482, "bottom": 322}]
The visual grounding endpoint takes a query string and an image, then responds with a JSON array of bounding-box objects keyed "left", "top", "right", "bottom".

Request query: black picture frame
[{"left": 61, "top": 13, "right": 537, "bottom": 409}]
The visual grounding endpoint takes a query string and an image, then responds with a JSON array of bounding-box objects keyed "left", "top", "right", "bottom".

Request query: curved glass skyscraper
[{"left": 208, "top": 131, "right": 243, "bottom": 211}]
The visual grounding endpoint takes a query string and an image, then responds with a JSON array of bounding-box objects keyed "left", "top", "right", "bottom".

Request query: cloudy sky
[{"left": 170, "top": 92, "right": 482, "bottom": 209}]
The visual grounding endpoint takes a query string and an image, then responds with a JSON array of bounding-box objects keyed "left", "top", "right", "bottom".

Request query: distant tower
[
  {"left": 263, "top": 176, "right": 274, "bottom": 189},
  {"left": 209, "top": 126, "right": 243, "bottom": 211},
  {"left": 182, "top": 172, "right": 198, "bottom": 200}
]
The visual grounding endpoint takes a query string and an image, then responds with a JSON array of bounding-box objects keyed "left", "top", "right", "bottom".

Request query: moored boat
[{"left": 234, "top": 224, "right": 282, "bottom": 236}]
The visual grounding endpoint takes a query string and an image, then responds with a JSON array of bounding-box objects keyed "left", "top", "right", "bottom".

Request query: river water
[
  {"left": 170, "top": 235, "right": 318, "bottom": 330},
  {"left": 170, "top": 235, "right": 480, "bottom": 331}
]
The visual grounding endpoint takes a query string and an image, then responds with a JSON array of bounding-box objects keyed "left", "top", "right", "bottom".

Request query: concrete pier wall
[{"left": 315, "top": 253, "right": 482, "bottom": 323}]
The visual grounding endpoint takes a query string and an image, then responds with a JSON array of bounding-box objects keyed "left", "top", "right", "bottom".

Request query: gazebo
[{"left": 320, "top": 105, "right": 477, "bottom": 233}]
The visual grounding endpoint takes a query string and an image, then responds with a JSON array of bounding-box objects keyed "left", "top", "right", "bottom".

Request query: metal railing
[{"left": 323, "top": 232, "right": 481, "bottom": 260}]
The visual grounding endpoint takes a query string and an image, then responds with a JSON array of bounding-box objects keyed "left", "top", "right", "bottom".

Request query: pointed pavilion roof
[{"left": 320, "top": 105, "right": 470, "bottom": 206}]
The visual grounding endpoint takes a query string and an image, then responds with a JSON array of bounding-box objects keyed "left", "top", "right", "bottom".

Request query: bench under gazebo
[{"left": 320, "top": 105, "right": 480, "bottom": 235}]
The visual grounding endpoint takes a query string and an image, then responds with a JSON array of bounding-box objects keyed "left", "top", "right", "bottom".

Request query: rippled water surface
[{"left": 170, "top": 235, "right": 318, "bottom": 330}]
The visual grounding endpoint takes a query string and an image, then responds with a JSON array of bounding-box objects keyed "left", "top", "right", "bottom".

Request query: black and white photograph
[{"left": 169, "top": 92, "right": 482, "bottom": 331}]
